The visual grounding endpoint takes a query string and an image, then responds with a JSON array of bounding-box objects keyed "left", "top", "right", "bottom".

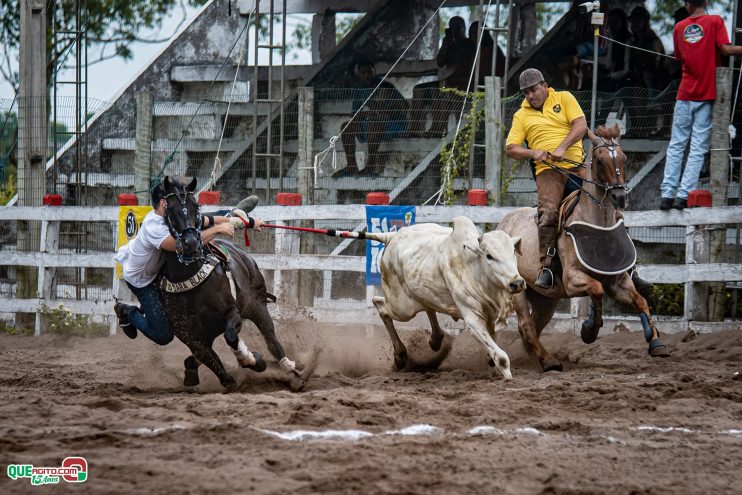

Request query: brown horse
[{"left": 497, "top": 125, "right": 670, "bottom": 372}]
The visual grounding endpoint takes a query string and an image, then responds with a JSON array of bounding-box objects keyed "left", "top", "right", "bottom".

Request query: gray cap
[{"left": 519, "top": 68, "right": 545, "bottom": 90}]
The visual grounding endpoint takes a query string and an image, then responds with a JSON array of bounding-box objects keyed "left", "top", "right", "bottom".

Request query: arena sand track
[{"left": 1, "top": 321, "right": 741, "bottom": 494}]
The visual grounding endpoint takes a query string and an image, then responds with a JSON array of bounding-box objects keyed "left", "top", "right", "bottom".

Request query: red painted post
[
  {"left": 276, "top": 192, "right": 302, "bottom": 206},
  {"left": 198, "top": 191, "right": 221, "bottom": 205},
  {"left": 687, "top": 190, "right": 711, "bottom": 208},
  {"left": 43, "top": 194, "right": 63, "bottom": 206},
  {"left": 468, "top": 189, "right": 487, "bottom": 206},
  {"left": 366, "top": 192, "right": 390, "bottom": 205},
  {"left": 117, "top": 194, "right": 138, "bottom": 206}
]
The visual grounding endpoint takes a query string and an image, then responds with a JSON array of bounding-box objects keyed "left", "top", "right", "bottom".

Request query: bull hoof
[
  {"left": 429, "top": 337, "right": 442, "bottom": 352},
  {"left": 244, "top": 352, "right": 267, "bottom": 372},
  {"left": 580, "top": 321, "right": 599, "bottom": 344},
  {"left": 648, "top": 339, "right": 670, "bottom": 358},
  {"left": 184, "top": 368, "right": 200, "bottom": 387},
  {"left": 542, "top": 359, "right": 563, "bottom": 372},
  {"left": 393, "top": 351, "right": 408, "bottom": 371}
]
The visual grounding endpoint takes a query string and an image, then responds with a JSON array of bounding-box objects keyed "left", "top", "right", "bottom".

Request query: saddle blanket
[{"left": 565, "top": 219, "right": 636, "bottom": 275}]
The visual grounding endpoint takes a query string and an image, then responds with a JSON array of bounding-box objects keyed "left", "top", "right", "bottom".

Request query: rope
[
  {"left": 152, "top": 17, "right": 252, "bottom": 190},
  {"left": 314, "top": 0, "right": 449, "bottom": 177},
  {"left": 200, "top": 9, "right": 254, "bottom": 194}
]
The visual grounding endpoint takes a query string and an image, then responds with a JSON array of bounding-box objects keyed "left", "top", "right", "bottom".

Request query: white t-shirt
[{"left": 114, "top": 210, "right": 171, "bottom": 288}]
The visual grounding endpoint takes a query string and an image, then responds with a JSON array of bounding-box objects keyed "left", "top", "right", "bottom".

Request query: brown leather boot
[{"left": 535, "top": 224, "right": 557, "bottom": 289}]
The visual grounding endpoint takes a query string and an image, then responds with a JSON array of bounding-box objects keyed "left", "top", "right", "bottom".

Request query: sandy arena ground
[{"left": 1, "top": 321, "right": 741, "bottom": 494}]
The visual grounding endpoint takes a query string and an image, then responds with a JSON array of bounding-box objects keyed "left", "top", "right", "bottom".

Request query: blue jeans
[
  {"left": 661, "top": 100, "right": 713, "bottom": 200},
  {"left": 126, "top": 281, "right": 174, "bottom": 345}
]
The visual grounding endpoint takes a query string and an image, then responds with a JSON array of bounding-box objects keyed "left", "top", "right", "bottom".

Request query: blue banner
[{"left": 365, "top": 205, "right": 415, "bottom": 285}]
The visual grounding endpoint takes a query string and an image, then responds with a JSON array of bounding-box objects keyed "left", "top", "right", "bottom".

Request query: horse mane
[{"left": 594, "top": 124, "right": 621, "bottom": 140}]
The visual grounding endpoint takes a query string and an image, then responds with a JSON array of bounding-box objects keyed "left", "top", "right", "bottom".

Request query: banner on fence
[
  {"left": 115, "top": 206, "right": 153, "bottom": 279},
  {"left": 365, "top": 205, "right": 415, "bottom": 285}
]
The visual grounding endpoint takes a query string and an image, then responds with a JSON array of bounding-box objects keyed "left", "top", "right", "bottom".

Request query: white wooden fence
[{"left": 1, "top": 204, "right": 742, "bottom": 336}]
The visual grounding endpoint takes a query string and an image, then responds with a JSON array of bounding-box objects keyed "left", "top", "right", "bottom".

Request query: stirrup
[{"left": 535, "top": 267, "right": 554, "bottom": 289}]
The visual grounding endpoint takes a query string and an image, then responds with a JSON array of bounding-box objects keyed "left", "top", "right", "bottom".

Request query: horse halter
[
  {"left": 591, "top": 137, "right": 628, "bottom": 194},
  {"left": 164, "top": 189, "right": 203, "bottom": 265}
]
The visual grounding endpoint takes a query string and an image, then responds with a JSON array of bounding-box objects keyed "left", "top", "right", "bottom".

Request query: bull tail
[{"left": 362, "top": 231, "right": 396, "bottom": 244}]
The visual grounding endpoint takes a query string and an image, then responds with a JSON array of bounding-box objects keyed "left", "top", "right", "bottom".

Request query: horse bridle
[
  {"left": 545, "top": 136, "right": 628, "bottom": 208},
  {"left": 163, "top": 189, "right": 203, "bottom": 265}
]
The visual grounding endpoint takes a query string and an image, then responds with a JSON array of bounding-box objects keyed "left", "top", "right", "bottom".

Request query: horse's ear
[
  {"left": 187, "top": 177, "right": 197, "bottom": 192},
  {"left": 163, "top": 176, "right": 171, "bottom": 190},
  {"left": 587, "top": 129, "right": 600, "bottom": 146},
  {"left": 611, "top": 123, "right": 620, "bottom": 138}
]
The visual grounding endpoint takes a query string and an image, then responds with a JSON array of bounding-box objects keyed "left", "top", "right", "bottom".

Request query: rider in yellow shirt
[{"left": 506, "top": 68, "right": 587, "bottom": 289}]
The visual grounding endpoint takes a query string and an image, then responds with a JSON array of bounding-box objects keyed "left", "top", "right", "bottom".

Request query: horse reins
[{"left": 544, "top": 137, "right": 628, "bottom": 208}]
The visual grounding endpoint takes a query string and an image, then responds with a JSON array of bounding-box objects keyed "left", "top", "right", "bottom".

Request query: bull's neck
[
  {"left": 573, "top": 171, "right": 618, "bottom": 227},
  {"left": 162, "top": 251, "right": 202, "bottom": 283}
]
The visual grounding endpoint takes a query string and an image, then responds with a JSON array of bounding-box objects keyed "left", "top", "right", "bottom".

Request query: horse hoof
[
  {"left": 245, "top": 352, "right": 267, "bottom": 372},
  {"left": 184, "top": 369, "right": 200, "bottom": 387},
  {"left": 648, "top": 339, "right": 670, "bottom": 358},
  {"left": 221, "top": 377, "right": 238, "bottom": 393},
  {"left": 542, "top": 359, "right": 563, "bottom": 372},
  {"left": 429, "top": 338, "right": 442, "bottom": 352},
  {"left": 580, "top": 321, "right": 599, "bottom": 344},
  {"left": 288, "top": 374, "right": 305, "bottom": 392}
]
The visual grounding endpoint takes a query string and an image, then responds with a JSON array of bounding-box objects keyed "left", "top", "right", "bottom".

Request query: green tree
[{"left": 0, "top": 0, "right": 209, "bottom": 92}]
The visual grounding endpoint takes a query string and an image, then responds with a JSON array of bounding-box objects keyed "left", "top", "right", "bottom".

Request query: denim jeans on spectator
[
  {"left": 661, "top": 100, "right": 713, "bottom": 200},
  {"left": 126, "top": 281, "right": 173, "bottom": 345}
]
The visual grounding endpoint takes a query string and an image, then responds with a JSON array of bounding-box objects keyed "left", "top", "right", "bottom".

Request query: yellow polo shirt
[{"left": 506, "top": 88, "right": 585, "bottom": 175}]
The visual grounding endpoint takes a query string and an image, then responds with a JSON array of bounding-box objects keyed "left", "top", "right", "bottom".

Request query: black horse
[{"left": 160, "top": 176, "right": 305, "bottom": 391}]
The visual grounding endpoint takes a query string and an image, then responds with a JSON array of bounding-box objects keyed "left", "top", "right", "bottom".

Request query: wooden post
[
  {"left": 36, "top": 219, "right": 59, "bottom": 335},
  {"left": 707, "top": 67, "right": 733, "bottom": 321},
  {"left": 484, "top": 76, "right": 502, "bottom": 206},
  {"left": 17, "top": 0, "right": 47, "bottom": 330},
  {"left": 134, "top": 92, "right": 153, "bottom": 204},
  {"left": 298, "top": 87, "right": 316, "bottom": 307},
  {"left": 311, "top": 12, "right": 336, "bottom": 65}
]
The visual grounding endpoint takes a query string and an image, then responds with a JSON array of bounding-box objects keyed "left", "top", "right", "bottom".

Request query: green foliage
[
  {"left": 0, "top": 319, "right": 32, "bottom": 336},
  {"left": 647, "top": 283, "right": 684, "bottom": 317},
  {"left": 39, "top": 303, "right": 108, "bottom": 337},
  {"left": 1, "top": 0, "right": 210, "bottom": 89},
  {"left": 438, "top": 87, "right": 483, "bottom": 205}
]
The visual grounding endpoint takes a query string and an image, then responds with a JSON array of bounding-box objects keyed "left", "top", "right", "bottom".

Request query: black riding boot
[{"left": 535, "top": 224, "right": 557, "bottom": 290}]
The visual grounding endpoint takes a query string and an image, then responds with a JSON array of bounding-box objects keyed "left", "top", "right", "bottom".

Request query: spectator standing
[
  {"left": 660, "top": 0, "right": 742, "bottom": 210},
  {"left": 628, "top": 6, "right": 666, "bottom": 90},
  {"left": 333, "top": 59, "right": 408, "bottom": 178},
  {"left": 598, "top": 8, "right": 632, "bottom": 91},
  {"left": 425, "top": 16, "right": 476, "bottom": 136}
]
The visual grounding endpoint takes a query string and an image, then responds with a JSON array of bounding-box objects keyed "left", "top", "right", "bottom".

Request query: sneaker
[
  {"left": 659, "top": 197, "right": 673, "bottom": 210},
  {"left": 114, "top": 302, "right": 137, "bottom": 339},
  {"left": 534, "top": 267, "right": 554, "bottom": 289},
  {"left": 235, "top": 195, "right": 259, "bottom": 214},
  {"left": 672, "top": 197, "right": 687, "bottom": 210},
  {"left": 630, "top": 269, "right": 654, "bottom": 292}
]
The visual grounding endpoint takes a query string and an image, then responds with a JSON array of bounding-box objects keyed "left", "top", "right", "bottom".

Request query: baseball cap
[{"left": 519, "top": 68, "right": 545, "bottom": 91}]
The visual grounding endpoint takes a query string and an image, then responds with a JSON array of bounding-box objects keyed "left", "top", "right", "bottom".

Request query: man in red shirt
[{"left": 660, "top": 0, "right": 742, "bottom": 210}]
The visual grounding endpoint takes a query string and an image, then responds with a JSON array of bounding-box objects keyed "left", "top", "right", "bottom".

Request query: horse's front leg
[
  {"left": 248, "top": 302, "right": 305, "bottom": 391},
  {"left": 513, "top": 291, "right": 562, "bottom": 372},
  {"left": 607, "top": 274, "right": 670, "bottom": 358},
  {"left": 565, "top": 270, "right": 604, "bottom": 344},
  {"left": 222, "top": 308, "right": 266, "bottom": 372}
]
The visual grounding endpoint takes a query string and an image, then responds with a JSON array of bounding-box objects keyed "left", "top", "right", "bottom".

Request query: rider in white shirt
[{"left": 113, "top": 182, "right": 263, "bottom": 344}]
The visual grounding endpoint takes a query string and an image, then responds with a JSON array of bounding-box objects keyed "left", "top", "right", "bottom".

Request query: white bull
[{"left": 367, "top": 216, "right": 525, "bottom": 379}]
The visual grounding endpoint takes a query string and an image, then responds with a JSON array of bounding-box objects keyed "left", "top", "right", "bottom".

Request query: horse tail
[{"left": 363, "top": 231, "right": 395, "bottom": 244}]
